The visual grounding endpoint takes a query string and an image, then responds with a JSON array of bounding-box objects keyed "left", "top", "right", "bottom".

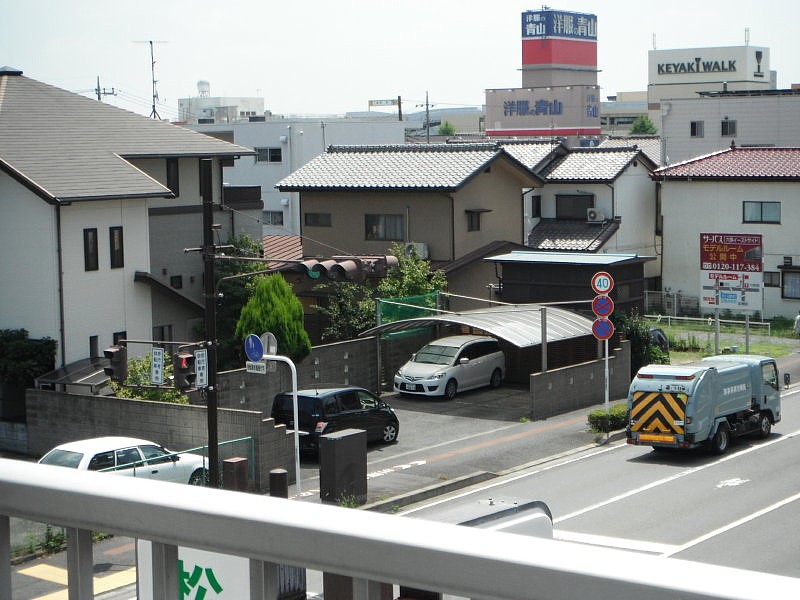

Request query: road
[{"left": 404, "top": 385, "right": 800, "bottom": 579}]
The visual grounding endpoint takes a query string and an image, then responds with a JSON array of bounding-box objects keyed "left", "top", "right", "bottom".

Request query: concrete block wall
[
  {"left": 214, "top": 337, "right": 380, "bottom": 414},
  {"left": 530, "top": 341, "right": 631, "bottom": 420},
  {"left": 25, "top": 389, "right": 294, "bottom": 492}
]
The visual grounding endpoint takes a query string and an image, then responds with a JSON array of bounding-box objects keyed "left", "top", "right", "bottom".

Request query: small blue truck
[{"left": 626, "top": 354, "right": 781, "bottom": 454}]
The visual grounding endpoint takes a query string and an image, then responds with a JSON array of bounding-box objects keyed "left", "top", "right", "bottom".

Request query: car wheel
[
  {"left": 188, "top": 468, "right": 208, "bottom": 486},
  {"left": 444, "top": 379, "right": 457, "bottom": 400},
  {"left": 382, "top": 422, "right": 399, "bottom": 443},
  {"left": 757, "top": 413, "right": 772, "bottom": 439},
  {"left": 709, "top": 423, "right": 730, "bottom": 455},
  {"left": 490, "top": 368, "right": 502, "bottom": 388}
]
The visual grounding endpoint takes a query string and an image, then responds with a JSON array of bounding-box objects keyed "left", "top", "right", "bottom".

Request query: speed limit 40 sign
[{"left": 591, "top": 271, "right": 614, "bottom": 295}]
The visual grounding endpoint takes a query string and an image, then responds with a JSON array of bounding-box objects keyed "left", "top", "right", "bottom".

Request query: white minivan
[{"left": 393, "top": 335, "right": 505, "bottom": 400}]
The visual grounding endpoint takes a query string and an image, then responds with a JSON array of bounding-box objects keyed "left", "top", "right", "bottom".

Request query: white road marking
[
  {"left": 663, "top": 490, "right": 800, "bottom": 557},
  {"left": 555, "top": 530, "right": 680, "bottom": 555},
  {"left": 716, "top": 477, "right": 750, "bottom": 488}
]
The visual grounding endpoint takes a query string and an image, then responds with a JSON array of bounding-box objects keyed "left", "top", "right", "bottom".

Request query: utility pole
[
  {"left": 200, "top": 158, "right": 220, "bottom": 487},
  {"left": 95, "top": 76, "right": 116, "bottom": 102},
  {"left": 426, "top": 91, "right": 431, "bottom": 143}
]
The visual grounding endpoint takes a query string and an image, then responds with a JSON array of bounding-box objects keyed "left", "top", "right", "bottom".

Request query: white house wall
[
  {"left": 0, "top": 175, "right": 61, "bottom": 346},
  {"left": 607, "top": 164, "right": 660, "bottom": 279},
  {"left": 661, "top": 95, "right": 800, "bottom": 165},
  {"left": 59, "top": 199, "right": 152, "bottom": 363},
  {"left": 660, "top": 180, "right": 796, "bottom": 319}
]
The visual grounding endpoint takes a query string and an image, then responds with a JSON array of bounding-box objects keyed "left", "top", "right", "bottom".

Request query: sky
[{"left": 3, "top": 0, "right": 800, "bottom": 120}]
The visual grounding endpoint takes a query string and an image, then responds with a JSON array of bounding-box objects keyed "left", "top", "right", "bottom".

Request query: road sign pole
[
  {"left": 604, "top": 338, "right": 609, "bottom": 414},
  {"left": 263, "top": 354, "right": 301, "bottom": 496}
]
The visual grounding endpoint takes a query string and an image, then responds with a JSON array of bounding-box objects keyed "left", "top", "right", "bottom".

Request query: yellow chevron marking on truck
[{"left": 631, "top": 391, "right": 687, "bottom": 436}]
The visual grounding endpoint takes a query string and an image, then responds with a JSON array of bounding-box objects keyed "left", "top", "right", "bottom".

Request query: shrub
[{"left": 588, "top": 402, "right": 628, "bottom": 433}]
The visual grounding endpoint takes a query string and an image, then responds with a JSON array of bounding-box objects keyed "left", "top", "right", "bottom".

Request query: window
[
  {"left": 555, "top": 194, "right": 592, "bottom": 220},
  {"left": 263, "top": 210, "right": 284, "bottom": 226},
  {"left": 166, "top": 158, "right": 179, "bottom": 197},
  {"left": 255, "top": 147, "right": 282, "bottom": 163},
  {"left": 140, "top": 445, "right": 173, "bottom": 465},
  {"left": 113, "top": 331, "right": 127, "bottom": 345},
  {"left": 690, "top": 121, "right": 704, "bottom": 137},
  {"left": 305, "top": 213, "right": 332, "bottom": 227},
  {"left": 365, "top": 214, "right": 404, "bottom": 240},
  {"left": 530, "top": 195, "right": 541, "bottom": 218},
  {"left": 115, "top": 447, "right": 142, "bottom": 470},
  {"left": 467, "top": 211, "right": 481, "bottom": 232},
  {"left": 170, "top": 275, "right": 183, "bottom": 289},
  {"left": 743, "top": 201, "right": 780, "bottom": 224},
  {"left": 109, "top": 226, "right": 124, "bottom": 269},
  {"left": 764, "top": 272, "right": 780, "bottom": 288},
  {"left": 83, "top": 228, "right": 98, "bottom": 271},
  {"left": 89, "top": 336, "right": 99, "bottom": 358},
  {"left": 721, "top": 119, "right": 737, "bottom": 137},
  {"left": 88, "top": 452, "right": 115, "bottom": 471},
  {"left": 153, "top": 325, "right": 173, "bottom": 342},
  {"left": 782, "top": 271, "right": 800, "bottom": 299}
]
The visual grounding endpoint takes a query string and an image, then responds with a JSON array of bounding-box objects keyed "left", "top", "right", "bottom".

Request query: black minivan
[{"left": 271, "top": 386, "right": 399, "bottom": 451}]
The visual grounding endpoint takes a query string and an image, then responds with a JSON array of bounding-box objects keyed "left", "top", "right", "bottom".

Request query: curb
[{"left": 363, "top": 429, "right": 628, "bottom": 514}]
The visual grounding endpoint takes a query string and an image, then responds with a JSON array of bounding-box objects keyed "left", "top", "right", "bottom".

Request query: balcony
[{"left": 2, "top": 458, "right": 798, "bottom": 599}]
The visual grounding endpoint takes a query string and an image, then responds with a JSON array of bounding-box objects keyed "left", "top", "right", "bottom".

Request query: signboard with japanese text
[
  {"left": 150, "top": 347, "right": 164, "bottom": 386},
  {"left": 194, "top": 349, "right": 208, "bottom": 388},
  {"left": 137, "top": 541, "right": 249, "bottom": 600},
  {"left": 521, "top": 10, "right": 597, "bottom": 40},
  {"left": 699, "top": 233, "right": 763, "bottom": 311}
]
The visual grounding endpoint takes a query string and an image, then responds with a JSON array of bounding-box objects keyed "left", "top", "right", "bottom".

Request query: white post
[{"left": 264, "top": 354, "right": 301, "bottom": 496}]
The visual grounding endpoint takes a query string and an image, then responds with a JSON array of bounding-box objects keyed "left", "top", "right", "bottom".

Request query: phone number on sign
[{"left": 701, "top": 263, "right": 762, "bottom": 272}]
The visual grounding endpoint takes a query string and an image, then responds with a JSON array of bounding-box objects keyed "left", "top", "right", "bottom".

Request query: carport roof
[{"left": 359, "top": 304, "right": 593, "bottom": 348}]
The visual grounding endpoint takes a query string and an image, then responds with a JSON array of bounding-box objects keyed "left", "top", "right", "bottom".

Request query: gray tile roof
[
  {"left": 527, "top": 218, "right": 620, "bottom": 252},
  {"left": 0, "top": 68, "right": 254, "bottom": 203},
  {"left": 276, "top": 143, "right": 542, "bottom": 191},
  {"left": 538, "top": 147, "right": 651, "bottom": 182},
  {"left": 598, "top": 135, "right": 662, "bottom": 165},
  {"left": 497, "top": 140, "right": 567, "bottom": 172}
]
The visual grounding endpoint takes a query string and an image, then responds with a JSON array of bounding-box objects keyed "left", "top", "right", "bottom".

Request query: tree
[
  {"left": 438, "top": 121, "right": 456, "bottom": 136},
  {"left": 235, "top": 274, "right": 311, "bottom": 363},
  {"left": 376, "top": 242, "right": 447, "bottom": 298},
  {"left": 629, "top": 114, "right": 658, "bottom": 135},
  {"left": 215, "top": 233, "right": 268, "bottom": 370},
  {"left": 316, "top": 242, "right": 448, "bottom": 342},
  {"left": 612, "top": 312, "right": 669, "bottom": 377},
  {"left": 108, "top": 353, "right": 188, "bottom": 403}
]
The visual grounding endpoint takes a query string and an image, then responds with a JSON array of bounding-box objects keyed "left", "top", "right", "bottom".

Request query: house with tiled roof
[
  {"left": 0, "top": 67, "right": 256, "bottom": 369},
  {"left": 654, "top": 144, "right": 800, "bottom": 319},
  {"left": 527, "top": 147, "right": 661, "bottom": 288},
  {"left": 276, "top": 143, "right": 544, "bottom": 300}
]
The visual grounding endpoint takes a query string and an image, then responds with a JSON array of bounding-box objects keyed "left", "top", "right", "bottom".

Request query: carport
[{"left": 360, "top": 303, "right": 600, "bottom": 385}]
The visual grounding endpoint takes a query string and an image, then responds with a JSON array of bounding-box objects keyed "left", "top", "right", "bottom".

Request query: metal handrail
[{"left": 2, "top": 459, "right": 799, "bottom": 599}]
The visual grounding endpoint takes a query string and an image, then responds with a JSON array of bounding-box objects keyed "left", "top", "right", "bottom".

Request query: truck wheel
[
  {"left": 757, "top": 413, "right": 772, "bottom": 439},
  {"left": 709, "top": 423, "right": 730, "bottom": 455}
]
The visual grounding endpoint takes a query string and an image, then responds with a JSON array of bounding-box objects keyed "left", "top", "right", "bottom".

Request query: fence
[{"left": 3, "top": 459, "right": 799, "bottom": 599}]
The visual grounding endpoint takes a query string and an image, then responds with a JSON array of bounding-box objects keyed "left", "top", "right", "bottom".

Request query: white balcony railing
[{"left": 2, "top": 458, "right": 799, "bottom": 599}]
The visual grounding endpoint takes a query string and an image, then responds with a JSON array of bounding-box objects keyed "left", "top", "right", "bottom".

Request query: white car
[
  {"left": 394, "top": 335, "right": 505, "bottom": 400},
  {"left": 38, "top": 436, "right": 208, "bottom": 485}
]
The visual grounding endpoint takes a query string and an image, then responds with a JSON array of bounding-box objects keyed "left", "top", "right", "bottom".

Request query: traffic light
[
  {"left": 172, "top": 352, "right": 196, "bottom": 390},
  {"left": 103, "top": 345, "right": 128, "bottom": 383},
  {"left": 295, "top": 255, "right": 398, "bottom": 280}
]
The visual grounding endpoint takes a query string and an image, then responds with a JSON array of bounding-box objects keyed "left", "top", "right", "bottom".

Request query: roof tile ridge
[{"left": 655, "top": 146, "right": 733, "bottom": 172}]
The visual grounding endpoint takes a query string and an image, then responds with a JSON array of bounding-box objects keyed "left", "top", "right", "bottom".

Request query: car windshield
[
  {"left": 413, "top": 345, "right": 458, "bottom": 365},
  {"left": 40, "top": 449, "right": 83, "bottom": 468}
]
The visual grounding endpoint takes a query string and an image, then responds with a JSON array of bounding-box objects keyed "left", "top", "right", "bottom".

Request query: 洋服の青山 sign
[{"left": 658, "top": 59, "right": 736, "bottom": 75}]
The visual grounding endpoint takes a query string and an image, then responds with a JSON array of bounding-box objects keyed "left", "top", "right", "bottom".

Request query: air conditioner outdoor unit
[
  {"left": 587, "top": 208, "right": 606, "bottom": 223},
  {"left": 404, "top": 242, "right": 430, "bottom": 259}
]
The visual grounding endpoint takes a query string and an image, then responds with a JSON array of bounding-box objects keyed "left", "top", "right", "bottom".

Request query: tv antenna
[{"left": 134, "top": 40, "right": 168, "bottom": 119}]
